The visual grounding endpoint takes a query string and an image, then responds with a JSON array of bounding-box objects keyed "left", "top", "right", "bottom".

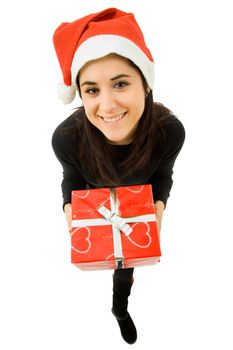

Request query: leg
[
  {"left": 111, "top": 268, "right": 137, "bottom": 344},
  {"left": 113, "top": 267, "right": 134, "bottom": 283},
  {"left": 112, "top": 268, "right": 134, "bottom": 317}
]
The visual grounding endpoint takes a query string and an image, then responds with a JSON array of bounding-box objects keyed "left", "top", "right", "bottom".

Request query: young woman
[{"left": 52, "top": 8, "right": 185, "bottom": 344}]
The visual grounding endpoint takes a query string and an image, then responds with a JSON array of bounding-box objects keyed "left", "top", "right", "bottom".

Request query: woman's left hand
[
  {"left": 154, "top": 200, "right": 164, "bottom": 241},
  {"left": 154, "top": 200, "right": 165, "bottom": 262}
]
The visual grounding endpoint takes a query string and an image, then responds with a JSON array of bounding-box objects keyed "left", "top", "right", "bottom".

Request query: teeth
[{"left": 100, "top": 113, "right": 125, "bottom": 123}]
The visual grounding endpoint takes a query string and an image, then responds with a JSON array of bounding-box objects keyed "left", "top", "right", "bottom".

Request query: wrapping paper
[{"left": 70, "top": 185, "right": 161, "bottom": 270}]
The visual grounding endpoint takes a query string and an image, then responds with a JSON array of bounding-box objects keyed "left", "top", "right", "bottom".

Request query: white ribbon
[{"left": 71, "top": 214, "right": 156, "bottom": 230}]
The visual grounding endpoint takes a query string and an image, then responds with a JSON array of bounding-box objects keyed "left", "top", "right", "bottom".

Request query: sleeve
[
  {"left": 51, "top": 123, "right": 87, "bottom": 211},
  {"left": 148, "top": 118, "right": 185, "bottom": 207}
]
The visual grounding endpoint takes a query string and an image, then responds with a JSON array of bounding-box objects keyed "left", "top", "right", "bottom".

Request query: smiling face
[{"left": 78, "top": 54, "right": 147, "bottom": 145}]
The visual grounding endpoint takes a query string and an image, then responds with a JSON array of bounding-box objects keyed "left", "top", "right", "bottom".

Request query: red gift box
[{"left": 70, "top": 184, "right": 161, "bottom": 270}]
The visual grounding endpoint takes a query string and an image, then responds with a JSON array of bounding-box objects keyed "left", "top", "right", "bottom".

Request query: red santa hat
[{"left": 53, "top": 7, "right": 154, "bottom": 104}]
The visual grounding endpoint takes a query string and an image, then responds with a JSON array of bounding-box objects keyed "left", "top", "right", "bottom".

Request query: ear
[{"left": 146, "top": 87, "right": 150, "bottom": 97}]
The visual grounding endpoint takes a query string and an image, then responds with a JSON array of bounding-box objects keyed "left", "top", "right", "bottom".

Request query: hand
[
  {"left": 156, "top": 220, "right": 161, "bottom": 242},
  {"left": 154, "top": 200, "right": 165, "bottom": 263},
  {"left": 64, "top": 203, "right": 72, "bottom": 232},
  {"left": 154, "top": 200, "right": 164, "bottom": 241},
  {"left": 156, "top": 222, "right": 161, "bottom": 263}
]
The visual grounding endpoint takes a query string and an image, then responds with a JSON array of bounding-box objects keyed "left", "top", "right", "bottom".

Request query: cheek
[
  {"left": 133, "top": 98, "right": 145, "bottom": 120},
  {"left": 83, "top": 100, "right": 97, "bottom": 119},
  {"left": 83, "top": 108, "right": 97, "bottom": 128},
  {"left": 126, "top": 88, "right": 145, "bottom": 114}
]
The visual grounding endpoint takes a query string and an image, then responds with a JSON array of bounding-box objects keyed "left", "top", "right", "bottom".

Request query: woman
[{"left": 52, "top": 8, "right": 185, "bottom": 344}]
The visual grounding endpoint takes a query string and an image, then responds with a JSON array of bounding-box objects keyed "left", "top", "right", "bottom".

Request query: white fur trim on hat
[
  {"left": 57, "top": 81, "right": 76, "bottom": 105},
  {"left": 71, "top": 35, "right": 154, "bottom": 90}
]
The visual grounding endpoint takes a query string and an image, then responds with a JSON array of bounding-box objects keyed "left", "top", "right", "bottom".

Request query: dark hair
[{"left": 62, "top": 56, "right": 177, "bottom": 186}]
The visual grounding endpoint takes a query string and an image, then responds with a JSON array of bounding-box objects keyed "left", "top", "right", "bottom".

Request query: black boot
[{"left": 112, "top": 276, "right": 137, "bottom": 344}]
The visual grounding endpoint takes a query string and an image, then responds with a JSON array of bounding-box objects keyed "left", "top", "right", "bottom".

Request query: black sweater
[{"left": 52, "top": 112, "right": 185, "bottom": 210}]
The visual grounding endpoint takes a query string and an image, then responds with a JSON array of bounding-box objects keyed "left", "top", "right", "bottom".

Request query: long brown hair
[{"left": 62, "top": 56, "right": 177, "bottom": 186}]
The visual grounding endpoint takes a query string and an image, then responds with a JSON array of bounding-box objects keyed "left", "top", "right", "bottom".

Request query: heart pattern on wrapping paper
[
  {"left": 125, "top": 222, "right": 152, "bottom": 248},
  {"left": 125, "top": 185, "right": 144, "bottom": 193},
  {"left": 70, "top": 221, "right": 152, "bottom": 256},
  {"left": 71, "top": 227, "right": 91, "bottom": 254},
  {"left": 72, "top": 190, "right": 90, "bottom": 199}
]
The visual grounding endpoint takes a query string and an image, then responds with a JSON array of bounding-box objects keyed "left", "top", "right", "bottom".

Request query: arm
[
  {"left": 51, "top": 122, "right": 87, "bottom": 230},
  {"left": 149, "top": 118, "right": 185, "bottom": 239}
]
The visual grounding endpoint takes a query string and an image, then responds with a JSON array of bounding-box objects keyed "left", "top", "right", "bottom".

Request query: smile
[{"left": 98, "top": 112, "right": 127, "bottom": 123}]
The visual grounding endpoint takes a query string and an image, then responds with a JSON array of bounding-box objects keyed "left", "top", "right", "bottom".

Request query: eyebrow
[
  {"left": 110, "top": 74, "right": 131, "bottom": 81},
  {"left": 80, "top": 74, "right": 131, "bottom": 87}
]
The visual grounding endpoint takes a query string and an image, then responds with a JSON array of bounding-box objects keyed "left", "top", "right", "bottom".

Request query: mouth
[{"left": 98, "top": 112, "right": 127, "bottom": 124}]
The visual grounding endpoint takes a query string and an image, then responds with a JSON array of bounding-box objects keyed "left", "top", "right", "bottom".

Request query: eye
[
  {"left": 85, "top": 87, "right": 99, "bottom": 95},
  {"left": 114, "top": 81, "right": 129, "bottom": 89}
]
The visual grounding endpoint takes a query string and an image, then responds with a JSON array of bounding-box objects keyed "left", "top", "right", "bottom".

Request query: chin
[
  {"left": 104, "top": 131, "right": 131, "bottom": 145},
  {"left": 105, "top": 135, "right": 123, "bottom": 143},
  {"left": 108, "top": 138, "right": 130, "bottom": 146}
]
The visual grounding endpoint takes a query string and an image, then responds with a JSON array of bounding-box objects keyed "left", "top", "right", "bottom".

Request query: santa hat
[{"left": 53, "top": 7, "right": 154, "bottom": 104}]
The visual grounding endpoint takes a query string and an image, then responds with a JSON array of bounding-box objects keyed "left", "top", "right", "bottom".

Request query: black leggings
[{"left": 113, "top": 268, "right": 134, "bottom": 283}]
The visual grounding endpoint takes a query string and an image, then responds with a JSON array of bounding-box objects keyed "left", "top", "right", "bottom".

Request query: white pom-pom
[{"left": 57, "top": 82, "right": 76, "bottom": 104}]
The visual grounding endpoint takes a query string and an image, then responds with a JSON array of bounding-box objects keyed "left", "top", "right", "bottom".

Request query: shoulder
[
  {"left": 51, "top": 108, "right": 84, "bottom": 156},
  {"left": 162, "top": 115, "right": 186, "bottom": 145},
  {"left": 152, "top": 103, "right": 185, "bottom": 149},
  {"left": 159, "top": 115, "right": 186, "bottom": 159},
  {"left": 152, "top": 107, "right": 186, "bottom": 159}
]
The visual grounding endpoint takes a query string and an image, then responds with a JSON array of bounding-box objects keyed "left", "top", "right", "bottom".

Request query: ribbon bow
[{"left": 97, "top": 205, "right": 133, "bottom": 236}]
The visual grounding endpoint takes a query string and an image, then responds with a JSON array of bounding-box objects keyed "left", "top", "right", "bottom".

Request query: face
[{"left": 79, "top": 54, "right": 147, "bottom": 145}]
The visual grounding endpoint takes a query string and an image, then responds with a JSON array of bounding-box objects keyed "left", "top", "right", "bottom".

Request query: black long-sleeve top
[{"left": 52, "top": 112, "right": 185, "bottom": 210}]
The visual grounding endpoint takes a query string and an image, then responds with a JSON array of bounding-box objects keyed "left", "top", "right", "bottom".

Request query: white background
[{"left": 1, "top": 0, "right": 232, "bottom": 348}]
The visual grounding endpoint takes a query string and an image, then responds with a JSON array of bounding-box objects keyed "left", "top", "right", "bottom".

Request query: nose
[{"left": 98, "top": 89, "right": 117, "bottom": 115}]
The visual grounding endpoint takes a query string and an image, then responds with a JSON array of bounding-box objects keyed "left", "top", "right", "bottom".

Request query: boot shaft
[{"left": 112, "top": 276, "right": 134, "bottom": 318}]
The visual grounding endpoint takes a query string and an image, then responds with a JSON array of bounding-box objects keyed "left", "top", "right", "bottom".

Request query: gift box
[{"left": 70, "top": 184, "right": 161, "bottom": 270}]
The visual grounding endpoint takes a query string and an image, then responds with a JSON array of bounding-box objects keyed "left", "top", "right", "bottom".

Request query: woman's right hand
[{"left": 64, "top": 203, "right": 72, "bottom": 232}]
